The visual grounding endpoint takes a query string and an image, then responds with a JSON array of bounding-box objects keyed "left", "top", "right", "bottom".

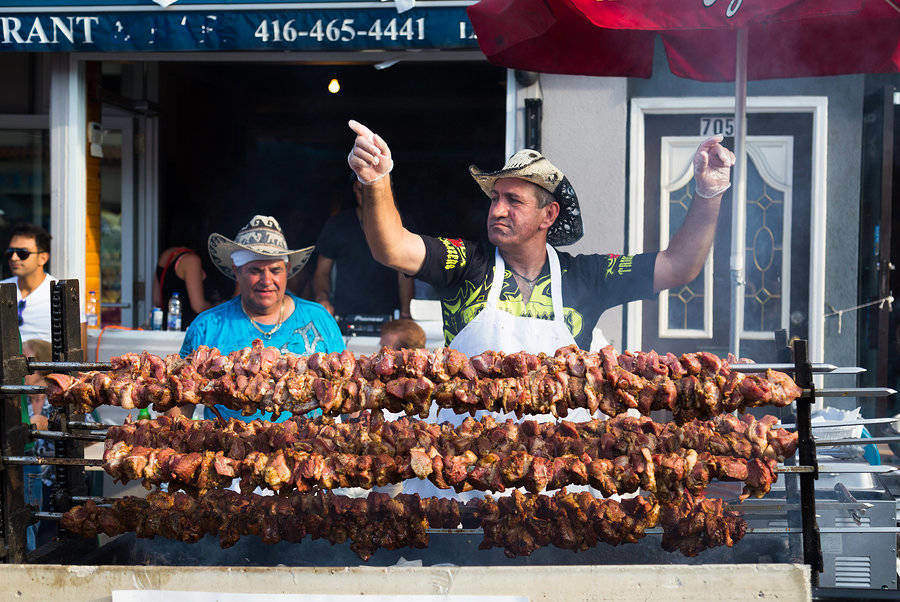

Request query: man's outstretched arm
[
  {"left": 348, "top": 120, "right": 426, "bottom": 276},
  {"left": 654, "top": 136, "right": 735, "bottom": 292}
]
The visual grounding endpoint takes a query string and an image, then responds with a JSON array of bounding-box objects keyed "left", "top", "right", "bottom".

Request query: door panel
[
  {"left": 641, "top": 113, "right": 812, "bottom": 362},
  {"left": 742, "top": 138, "right": 793, "bottom": 340},
  {"left": 99, "top": 115, "right": 135, "bottom": 327},
  {"left": 657, "top": 137, "right": 714, "bottom": 340}
]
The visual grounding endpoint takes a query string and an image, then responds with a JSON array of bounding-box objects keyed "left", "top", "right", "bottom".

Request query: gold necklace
[{"left": 242, "top": 298, "right": 286, "bottom": 340}]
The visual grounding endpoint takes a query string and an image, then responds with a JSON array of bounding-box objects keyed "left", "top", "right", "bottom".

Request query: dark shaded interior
[{"left": 158, "top": 61, "right": 506, "bottom": 301}]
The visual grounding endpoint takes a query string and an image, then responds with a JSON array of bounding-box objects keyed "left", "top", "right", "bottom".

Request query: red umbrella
[
  {"left": 468, "top": 0, "right": 900, "bottom": 80},
  {"left": 467, "top": 0, "right": 900, "bottom": 357}
]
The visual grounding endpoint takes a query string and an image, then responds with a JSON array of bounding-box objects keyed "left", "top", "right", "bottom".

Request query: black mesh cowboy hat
[{"left": 469, "top": 149, "right": 583, "bottom": 246}]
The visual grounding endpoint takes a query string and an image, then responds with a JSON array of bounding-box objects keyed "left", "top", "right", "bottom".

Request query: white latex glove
[
  {"left": 347, "top": 120, "right": 394, "bottom": 184},
  {"left": 692, "top": 135, "right": 736, "bottom": 199}
]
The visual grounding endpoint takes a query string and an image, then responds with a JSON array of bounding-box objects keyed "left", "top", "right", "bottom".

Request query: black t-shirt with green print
[{"left": 414, "top": 236, "right": 657, "bottom": 349}]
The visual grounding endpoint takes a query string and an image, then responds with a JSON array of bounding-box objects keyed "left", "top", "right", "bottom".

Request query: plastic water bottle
[
  {"left": 86, "top": 291, "right": 99, "bottom": 327},
  {"left": 166, "top": 292, "right": 182, "bottom": 331}
]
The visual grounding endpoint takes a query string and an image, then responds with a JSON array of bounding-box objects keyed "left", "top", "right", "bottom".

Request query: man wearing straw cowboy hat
[
  {"left": 180, "top": 215, "right": 344, "bottom": 423},
  {"left": 346, "top": 120, "right": 734, "bottom": 359},
  {"left": 348, "top": 121, "right": 733, "bottom": 501}
]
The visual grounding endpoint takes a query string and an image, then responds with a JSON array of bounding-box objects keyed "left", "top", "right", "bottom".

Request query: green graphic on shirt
[
  {"left": 441, "top": 268, "right": 583, "bottom": 345},
  {"left": 605, "top": 255, "right": 634, "bottom": 279},
  {"left": 605, "top": 256, "right": 617, "bottom": 278}
]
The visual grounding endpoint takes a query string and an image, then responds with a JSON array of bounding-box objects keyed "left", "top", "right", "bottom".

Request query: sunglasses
[
  {"left": 17, "top": 299, "right": 25, "bottom": 327},
  {"left": 5, "top": 247, "right": 36, "bottom": 261}
]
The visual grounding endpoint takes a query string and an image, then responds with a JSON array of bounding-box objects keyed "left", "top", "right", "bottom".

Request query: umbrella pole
[{"left": 729, "top": 27, "right": 749, "bottom": 357}]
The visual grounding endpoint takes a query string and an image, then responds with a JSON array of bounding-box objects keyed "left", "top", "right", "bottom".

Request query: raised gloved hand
[
  {"left": 348, "top": 120, "right": 394, "bottom": 184},
  {"left": 692, "top": 135, "right": 736, "bottom": 199}
]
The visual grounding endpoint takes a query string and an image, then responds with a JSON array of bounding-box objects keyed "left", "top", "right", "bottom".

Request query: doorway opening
[{"left": 156, "top": 61, "right": 507, "bottom": 303}]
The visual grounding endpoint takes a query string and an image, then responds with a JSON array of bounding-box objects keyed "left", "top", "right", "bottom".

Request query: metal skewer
[
  {"left": 815, "top": 436, "right": 900, "bottom": 446},
  {"left": 729, "top": 364, "right": 839, "bottom": 373},
  {"left": 68, "top": 421, "right": 109, "bottom": 429},
  {"left": 27, "top": 361, "right": 112, "bottom": 371},
  {"left": 779, "top": 417, "right": 899, "bottom": 429},
  {"left": 0, "top": 384, "right": 48, "bottom": 395},
  {"left": 30, "top": 430, "right": 106, "bottom": 442},
  {"left": 727, "top": 501, "right": 874, "bottom": 512},
  {"left": 429, "top": 527, "right": 900, "bottom": 536},
  {"left": 643, "top": 526, "right": 900, "bottom": 535},
  {"left": 809, "top": 387, "right": 896, "bottom": 398},
  {"left": 14, "top": 384, "right": 889, "bottom": 402},
  {"left": 35, "top": 514, "right": 900, "bottom": 538},
  {"left": 1, "top": 456, "right": 104, "bottom": 467},
  {"left": 72, "top": 496, "right": 110, "bottom": 503},
  {"left": 816, "top": 367, "right": 867, "bottom": 375},
  {"left": 776, "top": 464, "right": 898, "bottom": 474}
]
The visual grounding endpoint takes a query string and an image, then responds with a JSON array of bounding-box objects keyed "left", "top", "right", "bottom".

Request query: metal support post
[
  {"left": 0, "top": 283, "right": 29, "bottom": 562},
  {"left": 792, "top": 339, "right": 823, "bottom": 585},
  {"left": 728, "top": 27, "right": 749, "bottom": 358},
  {"left": 49, "top": 280, "right": 88, "bottom": 516}
]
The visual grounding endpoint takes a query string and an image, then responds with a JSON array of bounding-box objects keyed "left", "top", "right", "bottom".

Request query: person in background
[
  {"left": 379, "top": 318, "right": 426, "bottom": 350},
  {"left": 351, "top": 318, "right": 427, "bottom": 496},
  {"left": 23, "top": 338, "right": 52, "bottom": 431},
  {"left": 21, "top": 338, "right": 57, "bottom": 550},
  {"left": 3, "top": 223, "right": 86, "bottom": 347},
  {"left": 314, "top": 178, "right": 414, "bottom": 319},
  {"left": 153, "top": 246, "right": 213, "bottom": 330},
  {"left": 179, "top": 215, "right": 344, "bottom": 423}
]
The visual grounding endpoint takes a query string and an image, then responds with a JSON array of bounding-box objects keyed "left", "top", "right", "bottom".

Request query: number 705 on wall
[{"left": 699, "top": 116, "right": 735, "bottom": 137}]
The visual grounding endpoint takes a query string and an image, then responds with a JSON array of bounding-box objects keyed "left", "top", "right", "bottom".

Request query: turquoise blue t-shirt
[{"left": 180, "top": 293, "right": 344, "bottom": 422}]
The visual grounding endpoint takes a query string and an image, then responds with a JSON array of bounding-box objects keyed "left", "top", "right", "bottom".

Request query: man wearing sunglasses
[{"left": 2, "top": 223, "right": 57, "bottom": 342}]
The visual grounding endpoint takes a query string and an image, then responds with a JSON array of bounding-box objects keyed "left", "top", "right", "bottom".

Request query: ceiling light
[{"left": 328, "top": 78, "right": 340, "bottom": 94}]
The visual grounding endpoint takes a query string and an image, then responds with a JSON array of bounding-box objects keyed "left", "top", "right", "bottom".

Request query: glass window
[
  {"left": 100, "top": 129, "right": 124, "bottom": 325},
  {"left": 0, "top": 129, "right": 50, "bottom": 279}
]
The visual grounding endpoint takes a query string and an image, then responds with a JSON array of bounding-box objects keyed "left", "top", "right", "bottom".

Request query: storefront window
[
  {"left": 100, "top": 129, "right": 125, "bottom": 325},
  {"left": 0, "top": 128, "right": 50, "bottom": 279}
]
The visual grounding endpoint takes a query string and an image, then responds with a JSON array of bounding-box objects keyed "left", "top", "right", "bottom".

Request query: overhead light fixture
[
  {"left": 374, "top": 59, "right": 400, "bottom": 70},
  {"left": 328, "top": 78, "right": 341, "bottom": 94}
]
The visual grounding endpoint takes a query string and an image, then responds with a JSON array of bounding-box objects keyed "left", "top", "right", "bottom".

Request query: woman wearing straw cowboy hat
[{"left": 179, "top": 215, "right": 344, "bottom": 423}]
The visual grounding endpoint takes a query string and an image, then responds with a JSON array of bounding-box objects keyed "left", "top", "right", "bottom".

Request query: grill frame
[{"left": 0, "top": 278, "right": 895, "bottom": 597}]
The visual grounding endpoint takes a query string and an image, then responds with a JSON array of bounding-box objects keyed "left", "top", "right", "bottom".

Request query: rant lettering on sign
[{"left": 1, "top": 16, "right": 98, "bottom": 45}]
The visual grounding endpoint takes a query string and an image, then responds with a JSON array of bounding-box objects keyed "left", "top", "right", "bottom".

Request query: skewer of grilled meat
[
  {"left": 474, "top": 489, "right": 745, "bottom": 559},
  {"left": 47, "top": 341, "right": 801, "bottom": 423},
  {"left": 61, "top": 489, "right": 459, "bottom": 561},
  {"left": 60, "top": 488, "right": 745, "bottom": 559},
  {"left": 105, "top": 411, "right": 798, "bottom": 463},
  {"left": 103, "top": 438, "right": 778, "bottom": 502},
  {"left": 659, "top": 492, "right": 748, "bottom": 556}
]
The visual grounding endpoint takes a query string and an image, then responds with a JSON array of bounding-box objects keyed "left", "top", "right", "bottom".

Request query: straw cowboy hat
[
  {"left": 208, "top": 215, "right": 314, "bottom": 280},
  {"left": 469, "top": 149, "right": 583, "bottom": 246}
]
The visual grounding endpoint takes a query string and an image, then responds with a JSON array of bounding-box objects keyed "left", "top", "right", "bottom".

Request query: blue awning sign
[{"left": 0, "top": 1, "right": 479, "bottom": 51}]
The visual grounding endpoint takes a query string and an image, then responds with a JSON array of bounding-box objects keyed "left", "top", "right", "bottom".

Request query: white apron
[{"left": 404, "top": 244, "right": 608, "bottom": 500}]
